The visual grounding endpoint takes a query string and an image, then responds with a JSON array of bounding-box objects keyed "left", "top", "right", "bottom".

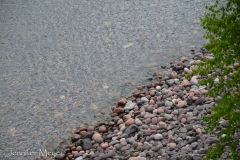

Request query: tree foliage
[{"left": 191, "top": 0, "right": 240, "bottom": 159}]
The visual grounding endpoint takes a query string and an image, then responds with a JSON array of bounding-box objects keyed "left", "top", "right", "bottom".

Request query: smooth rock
[
  {"left": 125, "top": 102, "right": 136, "bottom": 110},
  {"left": 141, "top": 97, "right": 149, "bottom": 102},
  {"left": 125, "top": 124, "right": 139, "bottom": 134},
  {"left": 154, "top": 134, "right": 163, "bottom": 140}
]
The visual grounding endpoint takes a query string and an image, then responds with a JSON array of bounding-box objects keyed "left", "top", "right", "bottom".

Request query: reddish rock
[
  {"left": 114, "top": 107, "right": 124, "bottom": 114},
  {"left": 118, "top": 98, "right": 127, "bottom": 106},
  {"left": 101, "top": 142, "right": 109, "bottom": 149},
  {"left": 181, "top": 80, "right": 192, "bottom": 87},
  {"left": 125, "top": 118, "right": 135, "bottom": 126},
  {"left": 145, "top": 95, "right": 151, "bottom": 99},
  {"left": 149, "top": 99, "right": 155, "bottom": 105}
]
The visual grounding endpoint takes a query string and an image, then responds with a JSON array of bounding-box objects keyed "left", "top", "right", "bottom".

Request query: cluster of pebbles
[{"left": 44, "top": 49, "right": 232, "bottom": 160}]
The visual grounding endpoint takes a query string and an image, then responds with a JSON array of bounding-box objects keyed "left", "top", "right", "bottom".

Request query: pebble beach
[{"left": 45, "top": 50, "right": 233, "bottom": 160}]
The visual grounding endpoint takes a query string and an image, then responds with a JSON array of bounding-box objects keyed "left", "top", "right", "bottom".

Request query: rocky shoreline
[{"left": 37, "top": 49, "right": 230, "bottom": 160}]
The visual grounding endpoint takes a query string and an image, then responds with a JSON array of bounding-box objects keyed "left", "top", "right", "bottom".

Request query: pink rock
[
  {"left": 153, "top": 109, "right": 158, "bottom": 114},
  {"left": 125, "top": 118, "right": 135, "bottom": 126},
  {"left": 144, "top": 113, "right": 155, "bottom": 119},
  {"left": 194, "top": 90, "right": 200, "bottom": 95},
  {"left": 71, "top": 134, "right": 81, "bottom": 141},
  {"left": 123, "top": 115, "right": 131, "bottom": 121},
  {"left": 101, "top": 142, "right": 109, "bottom": 149},
  {"left": 151, "top": 117, "right": 158, "bottom": 124},
  {"left": 167, "top": 123, "right": 176, "bottom": 130},
  {"left": 181, "top": 80, "right": 192, "bottom": 87},
  {"left": 149, "top": 99, "right": 155, "bottom": 105},
  {"left": 99, "top": 125, "right": 106, "bottom": 133},
  {"left": 177, "top": 101, "right": 187, "bottom": 108},
  {"left": 168, "top": 143, "right": 177, "bottom": 148},
  {"left": 92, "top": 132, "right": 101, "bottom": 139},
  {"left": 159, "top": 121, "right": 167, "bottom": 127},
  {"left": 171, "top": 71, "right": 178, "bottom": 78},
  {"left": 144, "top": 118, "right": 151, "bottom": 124},
  {"left": 117, "top": 119, "right": 124, "bottom": 125},
  {"left": 150, "top": 125, "right": 159, "bottom": 130},
  {"left": 157, "top": 108, "right": 164, "bottom": 114},
  {"left": 158, "top": 117, "right": 164, "bottom": 122},
  {"left": 129, "top": 157, "right": 137, "bottom": 160},
  {"left": 93, "top": 136, "right": 103, "bottom": 143},
  {"left": 196, "top": 128, "right": 202, "bottom": 134},
  {"left": 72, "top": 151, "right": 79, "bottom": 156},
  {"left": 140, "top": 111, "right": 146, "bottom": 117},
  {"left": 192, "top": 96, "right": 199, "bottom": 100},
  {"left": 181, "top": 118, "right": 187, "bottom": 123}
]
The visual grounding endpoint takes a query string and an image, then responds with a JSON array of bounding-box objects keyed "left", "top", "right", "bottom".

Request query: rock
[
  {"left": 121, "top": 144, "right": 131, "bottom": 151},
  {"left": 75, "top": 157, "right": 83, "bottom": 160},
  {"left": 135, "top": 118, "right": 142, "bottom": 125},
  {"left": 114, "top": 107, "right": 124, "bottom": 114},
  {"left": 125, "top": 118, "right": 135, "bottom": 126},
  {"left": 101, "top": 142, "right": 109, "bottom": 149},
  {"left": 83, "top": 131, "right": 94, "bottom": 139},
  {"left": 71, "top": 134, "right": 81, "bottom": 142},
  {"left": 154, "top": 134, "right": 163, "bottom": 140},
  {"left": 156, "top": 86, "right": 161, "bottom": 90},
  {"left": 93, "top": 136, "right": 103, "bottom": 143},
  {"left": 166, "top": 79, "right": 175, "bottom": 86},
  {"left": 82, "top": 138, "right": 92, "bottom": 150},
  {"left": 187, "top": 97, "right": 193, "bottom": 105},
  {"left": 184, "top": 68, "right": 190, "bottom": 73},
  {"left": 165, "top": 101, "right": 173, "bottom": 107},
  {"left": 125, "top": 101, "right": 136, "bottom": 110},
  {"left": 181, "top": 80, "right": 192, "bottom": 87},
  {"left": 100, "top": 150, "right": 115, "bottom": 159},
  {"left": 190, "top": 78, "right": 198, "bottom": 85},
  {"left": 214, "top": 78, "right": 219, "bottom": 84},
  {"left": 171, "top": 71, "right": 178, "bottom": 79},
  {"left": 141, "top": 97, "right": 149, "bottom": 102},
  {"left": 181, "top": 57, "right": 188, "bottom": 62},
  {"left": 167, "top": 123, "right": 176, "bottom": 130},
  {"left": 176, "top": 101, "right": 187, "bottom": 108},
  {"left": 118, "top": 98, "right": 127, "bottom": 106},
  {"left": 164, "top": 114, "right": 172, "bottom": 120},
  {"left": 99, "top": 125, "right": 107, "bottom": 133},
  {"left": 167, "top": 143, "right": 176, "bottom": 149},
  {"left": 125, "top": 124, "right": 139, "bottom": 134}
]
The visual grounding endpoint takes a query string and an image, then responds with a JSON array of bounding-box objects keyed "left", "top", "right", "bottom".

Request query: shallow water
[{"left": 0, "top": 0, "right": 214, "bottom": 159}]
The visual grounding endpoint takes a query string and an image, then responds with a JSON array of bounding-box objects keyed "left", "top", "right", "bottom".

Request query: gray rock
[
  {"left": 109, "top": 140, "right": 119, "bottom": 146},
  {"left": 75, "top": 156, "right": 83, "bottom": 160},
  {"left": 82, "top": 138, "right": 92, "bottom": 150},
  {"left": 121, "top": 144, "right": 131, "bottom": 151},
  {"left": 125, "top": 124, "right": 139, "bottom": 134},
  {"left": 124, "top": 101, "right": 136, "bottom": 110},
  {"left": 165, "top": 101, "right": 173, "bottom": 107},
  {"left": 166, "top": 79, "right": 175, "bottom": 86},
  {"left": 190, "top": 78, "right": 198, "bottom": 85},
  {"left": 164, "top": 114, "right": 172, "bottom": 120},
  {"left": 100, "top": 150, "right": 115, "bottom": 159},
  {"left": 154, "top": 134, "right": 163, "bottom": 140},
  {"left": 141, "top": 97, "right": 149, "bottom": 102}
]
